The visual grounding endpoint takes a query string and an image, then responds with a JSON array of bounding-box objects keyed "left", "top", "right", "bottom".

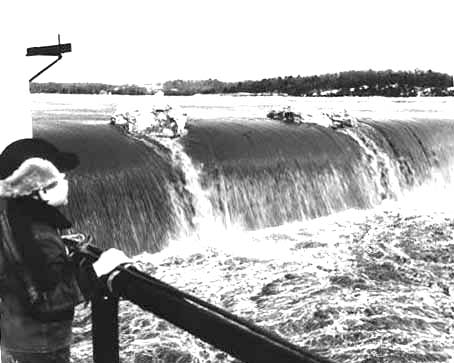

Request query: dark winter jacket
[{"left": 0, "top": 198, "right": 89, "bottom": 353}]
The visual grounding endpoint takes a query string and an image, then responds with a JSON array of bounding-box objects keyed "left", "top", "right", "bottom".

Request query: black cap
[{"left": 0, "top": 138, "right": 79, "bottom": 179}]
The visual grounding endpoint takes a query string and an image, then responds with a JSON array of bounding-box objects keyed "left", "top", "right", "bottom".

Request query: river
[{"left": 31, "top": 94, "right": 454, "bottom": 363}]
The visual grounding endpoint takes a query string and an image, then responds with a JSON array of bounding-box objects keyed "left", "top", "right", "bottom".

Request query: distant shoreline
[
  {"left": 30, "top": 90, "right": 454, "bottom": 97},
  {"left": 30, "top": 69, "right": 454, "bottom": 97}
]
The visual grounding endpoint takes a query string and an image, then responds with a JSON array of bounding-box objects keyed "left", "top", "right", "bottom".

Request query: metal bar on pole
[{"left": 28, "top": 55, "right": 62, "bottom": 82}]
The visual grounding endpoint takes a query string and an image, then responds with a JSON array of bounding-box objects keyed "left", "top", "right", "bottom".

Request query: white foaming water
[
  {"left": 339, "top": 126, "right": 403, "bottom": 201},
  {"left": 133, "top": 138, "right": 454, "bottom": 358},
  {"left": 142, "top": 180, "right": 453, "bottom": 266},
  {"left": 133, "top": 180, "right": 454, "bottom": 362},
  {"left": 136, "top": 116, "right": 454, "bottom": 266},
  {"left": 390, "top": 174, "right": 454, "bottom": 214},
  {"left": 153, "top": 138, "right": 221, "bottom": 239}
]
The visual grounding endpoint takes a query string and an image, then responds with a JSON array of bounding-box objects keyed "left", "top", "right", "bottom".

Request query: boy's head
[
  {"left": 0, "top": 138, "right": 79, "bottom": 206},
  {"left": 0, "top": 138, "right": 79, "bottom": 178}
]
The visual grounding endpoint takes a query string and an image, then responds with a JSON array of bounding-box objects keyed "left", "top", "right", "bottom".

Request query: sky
[{"left": 3, "top": 0, "right": 454, "bottom": 85}]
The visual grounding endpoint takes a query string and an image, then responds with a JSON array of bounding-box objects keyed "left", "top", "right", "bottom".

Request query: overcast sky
[{"left": 6, "top": 0, "right": 454, "bottom": 85}]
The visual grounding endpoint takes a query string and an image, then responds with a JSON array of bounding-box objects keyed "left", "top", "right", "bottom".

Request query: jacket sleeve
[
  {"left": 32, "top": 225, "right": 101, "bottom": 299},
  {"left": 31, "top": 227, "right": 69, "bottom": 291}
]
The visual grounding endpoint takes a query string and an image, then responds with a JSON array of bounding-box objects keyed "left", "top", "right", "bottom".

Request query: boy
[{"left": 0, "top": 138, "right": 130, "bottom": 363}]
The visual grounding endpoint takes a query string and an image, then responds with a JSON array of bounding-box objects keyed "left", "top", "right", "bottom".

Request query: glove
[{"left": 92, "top": 248, "right": 132, "bottom": 277}]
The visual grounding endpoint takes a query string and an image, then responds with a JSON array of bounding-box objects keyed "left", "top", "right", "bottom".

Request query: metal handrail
[{"left": 63, "top": 235, "right": 337, "bottom": 363}]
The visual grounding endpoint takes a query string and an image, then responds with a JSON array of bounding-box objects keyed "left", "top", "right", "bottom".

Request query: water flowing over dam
[
  {"left": 182, "top": 117, "right": 454, "bottom": 229},
  {"left": 33, "top": 99, "right": 454, "bottom": 254}
]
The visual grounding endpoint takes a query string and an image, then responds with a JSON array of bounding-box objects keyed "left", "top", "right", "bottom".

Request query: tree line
[
  {"left": 30, "top": 70, "right": 454, "bottom": 97},
  {"left": 163, "top": 70, "right": 453, "bottom": 97},
  {"left": 29, "top": 82, "right": 148, "bottom": 95}
]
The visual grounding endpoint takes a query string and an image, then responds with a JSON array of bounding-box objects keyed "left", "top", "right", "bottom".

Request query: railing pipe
[{"left": 76, "top": 243, "right": 335, "bottom": 363}]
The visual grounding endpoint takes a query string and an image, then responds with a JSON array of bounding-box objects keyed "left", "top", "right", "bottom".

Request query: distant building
[
  {"left": 141, "top": 83, "right": 163, "bottom": 93},
  {"left": 320, "top": 89, "right": 341, "bottom": 96}
]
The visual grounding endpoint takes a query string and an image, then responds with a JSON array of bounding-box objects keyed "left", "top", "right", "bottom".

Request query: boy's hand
[{"left": 92, "top": 248, "right": 132, "bottom": 277}]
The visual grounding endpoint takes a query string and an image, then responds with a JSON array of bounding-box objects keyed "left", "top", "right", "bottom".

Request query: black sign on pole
[{"left": 26, "top": 34, "right": 72, "bottom": 82}]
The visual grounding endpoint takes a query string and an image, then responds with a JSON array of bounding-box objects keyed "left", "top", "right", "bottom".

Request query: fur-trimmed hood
[{"left": 0, "top": 158, "right": 63, "bottom": 198}]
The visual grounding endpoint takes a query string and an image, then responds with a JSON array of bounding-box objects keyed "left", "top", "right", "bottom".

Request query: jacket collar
[{"left": 9, "top": 197, "right": 72, "bottom": 230}]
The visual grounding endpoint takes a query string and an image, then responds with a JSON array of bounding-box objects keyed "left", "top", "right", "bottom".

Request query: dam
[{"left": 33, "top": 95, "right": 454, "bottom": 253}]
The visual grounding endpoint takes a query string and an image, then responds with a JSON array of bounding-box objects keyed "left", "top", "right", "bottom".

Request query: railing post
[{"left": 91, "top": 290, "right": 120, "bottom": 363}]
